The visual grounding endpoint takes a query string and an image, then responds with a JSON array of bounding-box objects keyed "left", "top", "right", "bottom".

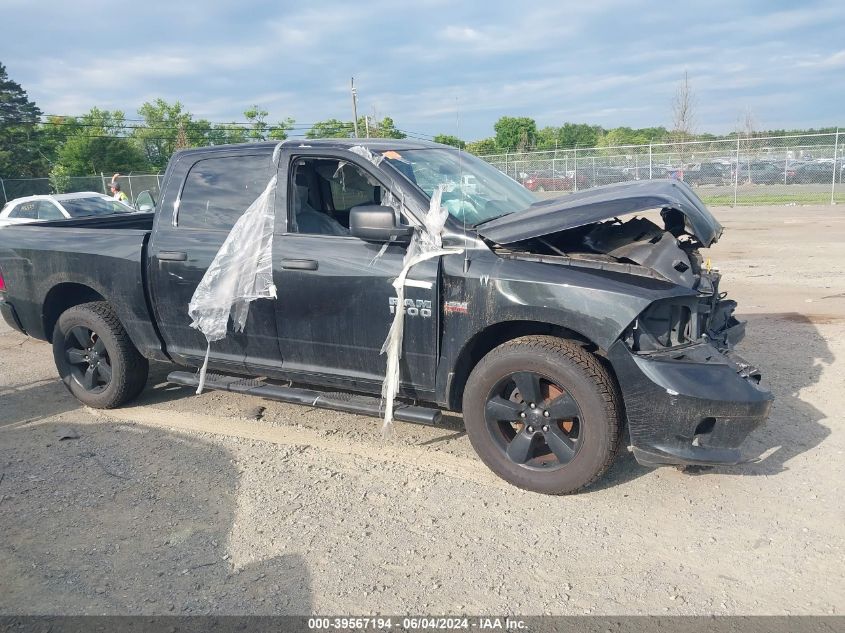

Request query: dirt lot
[{"left": 1, "top": 206, "right": 843, "bottom": 616}]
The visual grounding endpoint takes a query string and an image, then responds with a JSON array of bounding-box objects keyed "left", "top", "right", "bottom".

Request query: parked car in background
[
  {"left": 733, "top": 162, "right": 783, "bottom": 185},
  {"left": 786, "top": 161, "right": 836, "bottom": 184},
  {"left": 624, "top": 166, "right": 670, "bottom": 180},
  {"left": 683, "top": 162, "right": 731, "bottom": 186},
  {"left": 521, "top": 169, "right": 584, "bottom": 192},
  {"left": 582, "top": 166, "right": 630, "bottom": 188},
  {"left": 0, "top": 192, "right": 135, "bottom": 227}
]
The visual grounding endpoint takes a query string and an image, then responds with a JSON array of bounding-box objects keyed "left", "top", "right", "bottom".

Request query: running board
[{"left": 166, "top": 371, "right": 442, "bottom": 426}]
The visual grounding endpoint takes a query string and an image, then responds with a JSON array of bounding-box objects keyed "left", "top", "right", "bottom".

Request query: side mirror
[
  {"left": 135, "top": 190, "right": 156, "bottom": 213},
  {"left": 349, "top": 204, "right": 413, "bottom": 242}
]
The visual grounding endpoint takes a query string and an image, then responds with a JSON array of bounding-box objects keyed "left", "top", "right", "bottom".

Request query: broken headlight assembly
[
  {"left": 628, "top": 281, "right": 744, "bottom": 353},
  {"left": 628, "top": 296, "right": 706, "bottom": 351}
]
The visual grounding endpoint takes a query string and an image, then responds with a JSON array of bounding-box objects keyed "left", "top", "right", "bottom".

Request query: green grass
[{"left": 700, "top": 192, "right": 845, "bottom": 206}]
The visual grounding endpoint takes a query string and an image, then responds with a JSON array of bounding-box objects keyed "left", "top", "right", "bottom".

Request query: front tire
[
  {"left": 462, "top": 336, "right": 623, "bottom": 494},
  {"left": 52, "top": 301, "right": 149, "bottom": 408}
]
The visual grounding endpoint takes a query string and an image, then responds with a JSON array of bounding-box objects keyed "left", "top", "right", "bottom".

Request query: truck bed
[{"left": 0, "top": 212, "right": 164, "bottom": 358}]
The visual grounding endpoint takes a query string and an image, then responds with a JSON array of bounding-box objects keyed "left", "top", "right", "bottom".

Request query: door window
[
  {"left": 179, "top": 154, "right": 274, "bottom": 231},
  {"left": 289, "top": 158, "right": 385, "bottom": 236}
]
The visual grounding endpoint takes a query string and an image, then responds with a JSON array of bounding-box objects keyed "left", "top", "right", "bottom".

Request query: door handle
[
  {"left": 157, "top": 251, "right": 188, "bottom": 261},
  {"left": 281, "top": 259, "right": 318, "bottom": 271}
]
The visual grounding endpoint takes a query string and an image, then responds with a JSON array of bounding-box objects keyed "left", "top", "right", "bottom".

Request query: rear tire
[
  {"left": 462, "top": 335, "right": 623, "bottom": 494},
  {"left": 52, "top": 301, "right": 149, "bottom": 408}
]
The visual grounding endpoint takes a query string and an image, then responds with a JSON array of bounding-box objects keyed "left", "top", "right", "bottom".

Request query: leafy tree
[
  {"left": 49, "top": 163, "right": 70, "bottom": 193},
  {"left": 269, "top": 117, "right": 295, "bottom": 141},
  {"left": 38, "top": 115, "right": 80, "bottom": 166},
  {"left": 558, "top": 123, "right": 603, "bottom": 148},
  {"left": 433, "top": 134, "right": 466, "bottom": 149},
  {"left": 244, "top": 105, "right": 269, "bottom": 141},
  {"left": 207, "top": 122, "right": 248, "bottom": 146},
  {"left": 372, "top": 116, "right": 405, "bottom": 139},
  {"left": 57, "top": 108, "right": 148, "bottom": 175},
  {"left": 134, "top": 99, "right": 207, "bottom": 170},
  {"left": 306, "top": 119, "right": 354, "bottom": 139},
  {"left": 493, "top": 116, "right": 537, "bottom": 151},
  {"left": 598, "top": 126, "right": 668, "bottom": 147},
  {"left": 465, "top": 137, "right": 497, "bottom": 155},
  {"left": 305, "top": 115, "right": 404, "bottom": 140},
  {"left": 0, "top": 62, "right": 47, "bottom": 178},
  {"left": 535, "top": 124, "right": 603, "bottom": 150},
  {"left": 362, "top": 116, "right": 406, "bottom": 139}
]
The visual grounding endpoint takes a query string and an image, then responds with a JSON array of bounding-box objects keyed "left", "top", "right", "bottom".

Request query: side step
[{"left": 166, "top": 371, "right": 442, "bottom": 426}]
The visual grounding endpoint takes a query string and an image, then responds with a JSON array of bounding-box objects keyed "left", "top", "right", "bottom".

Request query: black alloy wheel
[
  {"left": 485, "top": 371, "right": 582, "bottom": 469},
  {"left": 63, "top": 326, "right": 113, "bottom": 393}
]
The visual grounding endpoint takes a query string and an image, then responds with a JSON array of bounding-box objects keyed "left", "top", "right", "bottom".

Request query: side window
[
  {"left": 178, "top": 154, "right": 274, "bottom": 230},
  {"left": 37, "top": 201, "right": 64, "bottom": 220},
  {"left": 10, "top": 201, "right": 37, "bottom": 220},
  {"left": 289, "top": 158, "right": 383, "bottom": 236}
]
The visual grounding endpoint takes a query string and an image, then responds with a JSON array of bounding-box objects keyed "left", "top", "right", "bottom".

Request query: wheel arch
[
  {"left": 446, "top": 319, "right": 613, "bottom": 411},
  {"left": 42, "top": 283, "right": 106, "bottom": 343}
]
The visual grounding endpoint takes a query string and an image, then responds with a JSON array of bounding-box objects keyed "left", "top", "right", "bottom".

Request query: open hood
[{"left": 476, "top": 179, "right": 723, "bottom": 247}]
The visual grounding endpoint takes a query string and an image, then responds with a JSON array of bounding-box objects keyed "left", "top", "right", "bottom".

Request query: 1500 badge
[{"left": 389, "top": 298, "right": 432, "bottom": 317}]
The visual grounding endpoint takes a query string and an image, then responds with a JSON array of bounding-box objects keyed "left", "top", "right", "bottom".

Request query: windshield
[
  {"left": 384, "top": 149, "right": 536, "bottom": 225},
  {"left": 60, "top": 197, "right": 134, "bottom": 218}
]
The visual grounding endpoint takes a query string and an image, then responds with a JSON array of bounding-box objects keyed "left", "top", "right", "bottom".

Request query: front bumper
[{"left": 607, "top": 339, "right": 773, "bottom": 467}]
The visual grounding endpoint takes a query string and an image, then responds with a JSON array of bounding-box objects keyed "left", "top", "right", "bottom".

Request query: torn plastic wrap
[
  {"left": 368, "top": 187, "right": 407, "bottom": 266},
  {"left": 349, "top": 145, "right": 385, "bottom": 167},
  {"left": 379, "top": 184, "right": 462, "bottom": 435},
  {"left": 187, "top": 144, "right": 283, "bottom": 394}
]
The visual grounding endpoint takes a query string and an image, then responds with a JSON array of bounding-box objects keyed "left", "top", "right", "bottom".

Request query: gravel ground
[{"left": 0, "top": 205, "right": 843, "bottom": 616}]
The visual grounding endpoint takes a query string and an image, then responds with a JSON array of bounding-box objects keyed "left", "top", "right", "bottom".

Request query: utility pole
[
  {"left": 351, "top": 77, "right": 359, "bottom": 137},
  {"left": 364, "top": 115, "right": 370, "bottom": 137}
]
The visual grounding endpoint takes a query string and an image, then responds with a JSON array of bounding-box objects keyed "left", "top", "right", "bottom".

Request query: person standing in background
[{"left": 110, "top": 173, "right": 129, "bottom": 203}]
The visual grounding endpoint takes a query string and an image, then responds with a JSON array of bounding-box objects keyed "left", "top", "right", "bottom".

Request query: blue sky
[{"left": 3, "top": 0, "right": 843, "bottom": 140}]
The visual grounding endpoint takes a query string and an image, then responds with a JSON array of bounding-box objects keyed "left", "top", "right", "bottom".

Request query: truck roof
[{"left": 172, "top": 137, "right": 445, "bottom": 158}]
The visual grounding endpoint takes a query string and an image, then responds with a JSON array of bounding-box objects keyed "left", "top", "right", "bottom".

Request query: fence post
[
  {"left": 0, "top": 177, "right": 6, "bottom": 204},
  {"left": 648, "top": 144, "right": 652, "bottom": 179},
  {"left": 831, "top": 127, "right": 840, "bottom": 205},
  {"left": 573, "top": 147, "right": 578, "bottom": 192},
  {"left": 127, "top": 173, "right": 134, "bottom": 203},
  {"left": 734, "top": 136, "right": 740, "bottom": 208},
  {"left": 100, "top": 172, "right": 107, "bottom": 195}
]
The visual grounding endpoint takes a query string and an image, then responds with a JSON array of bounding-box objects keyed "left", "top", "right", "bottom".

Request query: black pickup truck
[{"left": 0, "top": 139, "right": 772, "bottom": 494}]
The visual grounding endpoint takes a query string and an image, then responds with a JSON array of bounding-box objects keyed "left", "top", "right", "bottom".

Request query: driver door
[{"left": 269, "top": 149, "right": 440, "bottom": 395}]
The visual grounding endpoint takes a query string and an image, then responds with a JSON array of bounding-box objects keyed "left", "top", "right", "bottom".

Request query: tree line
[
  {"left": 0, "top": 63, "right": 407, "bottom": 182},
  {"left": 0, "top": 62, "right": 839, "bottom": 181}
]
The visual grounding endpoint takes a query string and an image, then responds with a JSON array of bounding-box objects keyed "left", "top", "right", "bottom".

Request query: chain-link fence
[
  {"left": 0, "top": 173, "right": 163, "bottom": 206},
  {"left": 3, "top": 132, "right": 842, "bottom": 208},
  {"left": 481, "top": 130, "right": 844, "bottom": 206}
]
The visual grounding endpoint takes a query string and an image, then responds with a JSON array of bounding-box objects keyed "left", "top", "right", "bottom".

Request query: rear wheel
[
  {"left": 52, "top": 301, "right": 149, "bottom": 408},
  {"left": 462, "top": 335, "right": 623, "bottom": 494}
]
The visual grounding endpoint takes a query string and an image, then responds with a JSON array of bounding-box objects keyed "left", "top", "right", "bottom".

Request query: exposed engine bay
[{"left": 491, "top": 209, "right": 745, "bottom": 354}]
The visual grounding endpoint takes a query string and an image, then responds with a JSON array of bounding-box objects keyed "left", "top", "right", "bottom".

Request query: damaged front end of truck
[{"left": 476, "top": 180, "right": 773, "bottom": 467}]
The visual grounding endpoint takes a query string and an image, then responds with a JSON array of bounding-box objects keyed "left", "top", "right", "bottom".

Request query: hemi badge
[{"left": 444, "top": 301, "right": 468, "bottom": 314}]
